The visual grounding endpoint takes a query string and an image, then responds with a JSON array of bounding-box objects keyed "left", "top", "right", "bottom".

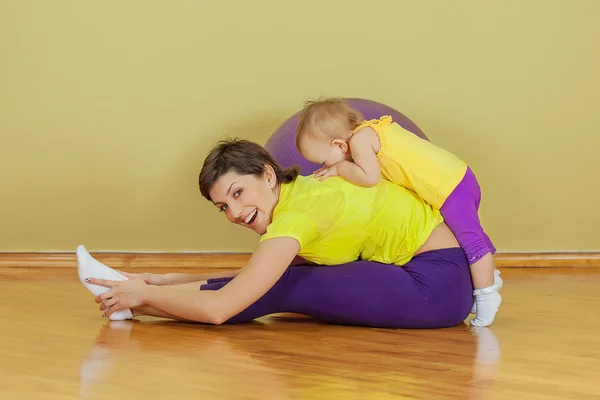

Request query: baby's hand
[{"left": 313, "top": 164, "right": 339, "bottom": 181}]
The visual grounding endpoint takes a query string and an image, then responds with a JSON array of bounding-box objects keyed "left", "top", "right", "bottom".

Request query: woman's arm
[
  {"left": 121, "top": 270, "right": 240, "bottom": 286},
  {"left": 96, "top": 237, "right": 300, "bottom": 324},
  {"left": 132, "top": 304, "right": 195, "bottom": 321},
  {"left": 161, "top": 270, "right": 240, "bottom": 285}
]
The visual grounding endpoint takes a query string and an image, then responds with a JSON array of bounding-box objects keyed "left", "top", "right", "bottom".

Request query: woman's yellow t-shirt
[
  {"left": 354, "top": 116, "right": 468, "bottom": 209},
  {"left": 259, "top": 175, "right": 444, "bottom": 266}
]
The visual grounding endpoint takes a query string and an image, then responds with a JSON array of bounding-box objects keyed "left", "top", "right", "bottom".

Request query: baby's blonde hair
[{"left": 295, "top": 97, "right": 363, "bottom": 151}]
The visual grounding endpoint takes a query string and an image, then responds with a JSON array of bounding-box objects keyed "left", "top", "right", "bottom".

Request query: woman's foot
[{"left": 77, "top": 245, "right": 134, "bottom": 320}]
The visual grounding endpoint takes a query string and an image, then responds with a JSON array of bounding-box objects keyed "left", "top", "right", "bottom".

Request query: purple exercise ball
[{"left": 265, "top": 98, "right": 427, "bottom": 175}]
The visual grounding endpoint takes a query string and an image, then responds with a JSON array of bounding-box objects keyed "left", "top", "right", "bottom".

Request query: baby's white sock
[
  {"left": 77, "top": 245, "right": 133, "bottom": 320},
  {"left": 493, "top": 269, "right": 503, "bottom": 290},
  {"left": 470, "top": 286, "right": 501, "bottom": 327},
  {"left": 471, "top": 269, "right": 503, "bottom": 314}
]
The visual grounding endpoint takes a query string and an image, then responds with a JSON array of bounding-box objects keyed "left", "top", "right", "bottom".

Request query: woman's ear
[
  {"left": 332, "top": 139, "right": 349, "bottom": 153},
  {"left": 263, "top": 164, "right": 277, "bottom": 187}
]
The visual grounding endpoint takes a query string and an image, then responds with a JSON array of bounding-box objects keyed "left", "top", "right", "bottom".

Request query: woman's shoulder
[
  {"left": 282, "top": 174, "right": 368, "bottom": 196},
  {"left": 279, "top": 174, "right": 388, "bottom": 217},
  {"left": 280, "top": 175, "right": 345, "bottom": 204}
]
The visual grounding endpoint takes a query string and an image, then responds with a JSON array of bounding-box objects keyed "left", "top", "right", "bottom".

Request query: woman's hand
[
  {"left": 120, "top": 271, "right": 169, "bottom": 286},
  {"left": 86, "top": 277, "right": 150, "bottom": 318}
]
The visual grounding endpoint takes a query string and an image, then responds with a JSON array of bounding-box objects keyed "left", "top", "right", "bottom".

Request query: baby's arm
[{"left": 335, "top": 127, "right": 381, "bottom": 187}]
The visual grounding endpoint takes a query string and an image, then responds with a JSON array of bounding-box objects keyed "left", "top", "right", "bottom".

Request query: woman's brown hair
[{"left": 198, "top": 138, "right": 299, "bottom": 201}]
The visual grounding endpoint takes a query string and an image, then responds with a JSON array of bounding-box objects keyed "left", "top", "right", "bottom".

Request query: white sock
[
  {"left": 76, "top": 245, "right": 133, "bottom": 320},
  {"left": 470, "top": 286, "right": 501, "bottom": 327},
  {"left": 493, "top": 269, "right": 503, "bottom": 290},
  {"left": 471, "top": 269, "right": 503, "bottom": 314}
]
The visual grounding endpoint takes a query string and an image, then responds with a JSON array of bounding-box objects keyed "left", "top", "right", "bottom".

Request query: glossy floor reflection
[{"left": 0, "top": 267, "right": 599, "bottom": 399}]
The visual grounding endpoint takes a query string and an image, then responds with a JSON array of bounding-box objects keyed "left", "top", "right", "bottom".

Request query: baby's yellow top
[
  {"left": 259, "top": 175, "right": 443, "bottom": 266},
  {"left": 354, "top": 116, "right": 468, "bottom": 209}
]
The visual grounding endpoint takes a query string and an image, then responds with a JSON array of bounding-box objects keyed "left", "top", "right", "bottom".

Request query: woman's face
[{"left": 209, "top": 167, "right": 279, "bottom": 235}]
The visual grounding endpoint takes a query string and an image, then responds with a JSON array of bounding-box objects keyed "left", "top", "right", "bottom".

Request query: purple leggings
[
  {"left": 440, "top": 167, "right": 496, "bottom": 265},
  {"left": 200, "top": 248, "right": 473, "bottom": 328}
]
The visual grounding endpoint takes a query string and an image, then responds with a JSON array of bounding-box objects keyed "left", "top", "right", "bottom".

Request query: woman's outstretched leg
[{"left": 201, "top": 248, "right": 473, "bottom": 329}]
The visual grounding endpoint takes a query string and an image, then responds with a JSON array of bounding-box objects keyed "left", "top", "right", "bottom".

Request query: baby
[{"left": 295, "top": 97, "right": 502, "bottom": 327}]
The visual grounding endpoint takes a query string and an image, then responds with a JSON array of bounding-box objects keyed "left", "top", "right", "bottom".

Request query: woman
[{"left": 83, "top": 139, "right": 474, "bottom": 328}]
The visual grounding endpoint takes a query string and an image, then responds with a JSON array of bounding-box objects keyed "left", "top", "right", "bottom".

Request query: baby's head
[{"left": 295, "top": 98, "right": 363, "bottom": 167}]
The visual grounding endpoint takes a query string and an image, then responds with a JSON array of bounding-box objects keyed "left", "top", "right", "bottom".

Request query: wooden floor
[{"left": 1, "top": 267, "right": 599, "bottom": 400}]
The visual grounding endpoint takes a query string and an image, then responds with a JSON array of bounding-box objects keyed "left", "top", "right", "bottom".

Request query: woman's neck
[{"left": 274, "top": 183, "right": 281, "bottom": 204}]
